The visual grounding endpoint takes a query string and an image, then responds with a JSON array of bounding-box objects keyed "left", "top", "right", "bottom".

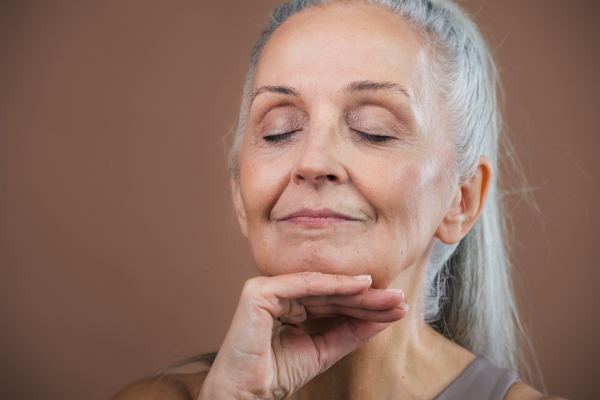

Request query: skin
[{"left": 112, "top": 2, "right": 566, "bottom": 400}]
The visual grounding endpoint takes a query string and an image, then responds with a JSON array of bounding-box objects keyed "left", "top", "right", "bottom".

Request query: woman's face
[{"left": 234, "top": 2, "right": 457, "bottom": 289}]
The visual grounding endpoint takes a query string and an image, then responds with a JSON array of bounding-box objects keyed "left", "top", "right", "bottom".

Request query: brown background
[{"left": 0, "top": 0, "right": 598, "bottom": 399}]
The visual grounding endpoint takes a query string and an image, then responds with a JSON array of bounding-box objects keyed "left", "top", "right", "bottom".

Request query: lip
[{"left": 278, "top": 208, "right": 362, "bottom": 226}]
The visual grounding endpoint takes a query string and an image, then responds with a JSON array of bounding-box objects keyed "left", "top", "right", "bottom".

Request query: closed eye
[
  {"left": 263, "top": 131, "right": 297, "bottom": 143},
  {"left": 354, "top": 130, "right": 393, "bottom": 144}
]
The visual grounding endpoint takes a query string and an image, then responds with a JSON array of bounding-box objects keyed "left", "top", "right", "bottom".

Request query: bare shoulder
[
  {"left": 504, "top": 382, "right": 569, "bottom": 400},
  {"left": 111, "top": 372, "right": 209, "bottom": 400}
]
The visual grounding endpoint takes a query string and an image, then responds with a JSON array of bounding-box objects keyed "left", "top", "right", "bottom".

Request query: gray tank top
[{"left": 432, "top": 356, "right": 519, "bottom": 400}]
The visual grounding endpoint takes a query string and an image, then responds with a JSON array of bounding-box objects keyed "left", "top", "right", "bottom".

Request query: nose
[{"left": 292, "top": 127, "right": 348, "bottom": 186}]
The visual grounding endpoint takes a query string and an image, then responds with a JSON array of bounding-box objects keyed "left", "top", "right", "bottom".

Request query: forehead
[{"left": 254, "top": 2, "right": 430, "bottom": 98}]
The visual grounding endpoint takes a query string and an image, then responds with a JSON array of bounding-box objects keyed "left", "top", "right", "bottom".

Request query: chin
[
  {"left": 254, "top": 248, "right": 402, "bottom": 289},
  {"left": 255, "top": 247, "right": 361, "bottom": 276}
]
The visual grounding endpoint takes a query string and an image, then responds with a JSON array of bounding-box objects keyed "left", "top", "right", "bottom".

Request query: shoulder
[
  {"left": 111, "top": 372, "right": 209, "bottom": 400},
  {"left": 504, "top": 382, "right": 569, "bottom": 400}
]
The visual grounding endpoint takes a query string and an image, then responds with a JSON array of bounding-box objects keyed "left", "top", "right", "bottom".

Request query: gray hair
[{"left": 228, "top": 0, "right": 531, "bottom": 379}]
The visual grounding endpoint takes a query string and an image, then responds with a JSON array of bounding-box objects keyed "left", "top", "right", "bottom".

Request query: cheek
[
  {"left": 355, "top": 152, "right": 450, "bottom": 245},
  {"left": 237, "top": 159, "right": 279, "bottom": 271},
  {"left": 238, "top": 150, "right": 289, "bottom": 231}
]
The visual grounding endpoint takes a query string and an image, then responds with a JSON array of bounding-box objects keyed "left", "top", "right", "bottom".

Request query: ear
[
  {"left": 435, "top": 156, "right": 493, "bottom": 245},
  {"left": 231, "top": 178, "right": 249, "bottom": 238}
]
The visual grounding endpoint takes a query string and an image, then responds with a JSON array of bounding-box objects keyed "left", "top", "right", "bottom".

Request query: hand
[{"left": 198, "top": 272, "right": 408, "bottom": 400}]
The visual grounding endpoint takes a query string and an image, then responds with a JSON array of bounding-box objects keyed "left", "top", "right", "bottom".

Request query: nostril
[{"left": 327, "top": 174, "right": 336, "bottom": 181}]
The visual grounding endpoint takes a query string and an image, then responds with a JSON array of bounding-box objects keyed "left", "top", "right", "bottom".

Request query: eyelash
[
  {"left": 355, "top": 130, "right": 393, "bottom": 144},
  {"left": 263, "top": 131, "right": 296, "bottom": 143},
  {"left": 262, "top": 130, "right": 393, "bottom": 144}
]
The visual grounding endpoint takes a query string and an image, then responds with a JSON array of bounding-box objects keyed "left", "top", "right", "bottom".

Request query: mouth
[{"left": 278, "top": 208, "right": 362, "bottom": 226}]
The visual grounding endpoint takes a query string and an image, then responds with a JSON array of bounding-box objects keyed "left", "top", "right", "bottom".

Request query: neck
[
  {"left": 294, "top": 311, "right": 423, "bottom": 399},
  {"left": 293, "top": 260, "right": 476, "bottom": 400}
]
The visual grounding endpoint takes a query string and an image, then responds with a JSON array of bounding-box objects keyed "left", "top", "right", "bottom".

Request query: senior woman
[{"left": 114, "top": 0, "right": 566, "bottom": 399}]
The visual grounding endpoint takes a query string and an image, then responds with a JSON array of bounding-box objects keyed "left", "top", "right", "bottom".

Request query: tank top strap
[{"left": 432, "top": 356, "right": 519, "bottom": 400}]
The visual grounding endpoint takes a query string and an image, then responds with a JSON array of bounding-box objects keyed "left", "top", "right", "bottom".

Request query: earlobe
[
  {"left": 435, "top": 156, "right": 493, "bottom": 245},
  {"left": 231, "top": 179, "right": 249, "bottom": 238}
]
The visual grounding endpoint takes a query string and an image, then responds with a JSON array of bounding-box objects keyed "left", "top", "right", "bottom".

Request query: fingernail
[
  {"left": 353, "top": 275, "right": 371, "bottom": 281},
  {"left": 399, "top": 303, "right": 410, "bottom": 311},
  {"left": 385, "top": 288, "right": 403, "bottom": 294}
]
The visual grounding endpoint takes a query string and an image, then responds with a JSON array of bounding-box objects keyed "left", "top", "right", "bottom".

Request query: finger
[
  {"left": 239, "top": 273, "right": 373, "bottom": 320},
  {"left": 296, "top": 289, "right": 404, "bottom": 310},
  {"left": 244, "top": 272, "right": 373, "bottom": 300},
  {"left": 277, "top": 299, "right": 308, "bottom": 324},
  {"left": 310, "top": 317, "right": 393, "bottom": 373},
  {"left": 306, "top": 312, "right": 343, "bottom": 319},
  {"left": 305, "top": 304, "right": 408, "bottom": 323}
]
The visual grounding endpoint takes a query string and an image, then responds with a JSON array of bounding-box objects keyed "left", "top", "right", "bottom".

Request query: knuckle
[
  {"left": 358, "top": 295, "right": 368, "bottom": 308},
  {"left": 372, "top": 291, "right": 393, "bottom": 307},
  {"left": 297, "top": 271, "right": 317, "bottom": 289},
  {"left": 333, "top": 274, "right": 347, "bottom": 294},
  {"left": 298, "top": 271, "right": 321, "bottom": 280},
  {"left": 241, "top": 276, "right": 263, "bottom": 296}
]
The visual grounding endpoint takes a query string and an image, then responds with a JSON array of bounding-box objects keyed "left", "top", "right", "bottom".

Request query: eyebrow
[
  {"left": 347, "top": 80, "right": 410, "bottom": 99},
  {"left": 249, "top": 86, "right": 299, "bottom": 108},
  {"left": 248, "top": 80, "right": 410, "bottom": 109}
]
